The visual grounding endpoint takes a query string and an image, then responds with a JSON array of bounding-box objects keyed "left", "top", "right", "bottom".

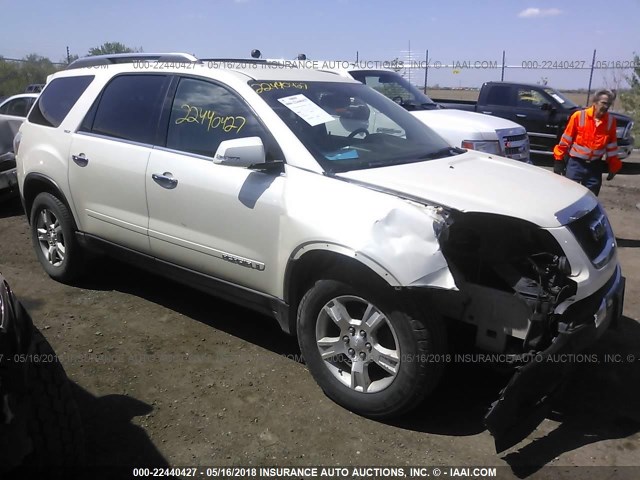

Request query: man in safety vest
[{"left": 553, "top": 89, "right": 622, "bottom": 196}]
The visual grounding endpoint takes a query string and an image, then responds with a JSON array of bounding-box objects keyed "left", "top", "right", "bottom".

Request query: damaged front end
[
  {"left": 438, "top": 212, "right": 578, "bottom": 353},
  {"left": 432, "top": 211, "right": 624, "bottom": 452}
]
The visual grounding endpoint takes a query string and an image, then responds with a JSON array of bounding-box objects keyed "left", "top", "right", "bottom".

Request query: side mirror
[
  {"left": 213, "top": 137, "right": 266, "bottom": 167},
  {"left": 541, "top": 103, "right": 554, "bottom": 111}
]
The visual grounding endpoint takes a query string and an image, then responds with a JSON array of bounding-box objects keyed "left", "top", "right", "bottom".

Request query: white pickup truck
[{"left": 316, "top": 66, "right": 531, "bottom": 163}]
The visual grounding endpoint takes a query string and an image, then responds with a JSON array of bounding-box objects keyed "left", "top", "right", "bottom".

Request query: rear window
[{"left": 28, "top": 76, "right": 94, "bottom": 128}]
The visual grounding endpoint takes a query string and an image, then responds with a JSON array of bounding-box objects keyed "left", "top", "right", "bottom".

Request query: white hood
[
  {"left": 411, "top": 109, "right": 524, "bottom": 139},
  {"left": 337, "top": 151, "right": 597, "bottom": 228}
]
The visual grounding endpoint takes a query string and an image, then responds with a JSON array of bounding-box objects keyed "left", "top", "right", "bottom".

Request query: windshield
[
  {"left": 543, "top": 87, "right": 578, "bottom": 109},
  {"left": 252, "top": 80, "right": 456, "bottom": 173},
  {"left": 348, "top": 70, "right": 439, "bottom": 110}
]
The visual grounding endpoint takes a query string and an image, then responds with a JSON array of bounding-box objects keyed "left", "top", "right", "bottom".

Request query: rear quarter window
[{"left": 28, "top": 75, "right": 95, "bottom": 128}]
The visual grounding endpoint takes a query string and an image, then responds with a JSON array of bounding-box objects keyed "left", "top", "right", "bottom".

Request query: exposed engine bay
[{"left": 434, "top": 211, "right": 578, "bottom": 353}]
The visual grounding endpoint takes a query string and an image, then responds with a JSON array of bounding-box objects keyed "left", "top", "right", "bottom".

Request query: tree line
[{"left": 0, "top": 42, "right": 139, "bottom": 97}]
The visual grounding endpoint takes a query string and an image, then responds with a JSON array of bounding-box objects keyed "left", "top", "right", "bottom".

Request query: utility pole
[
  {"left": 586, "top": 49, "right": 596, "bottom": 105},
  {"left": 66, "top": 46, "right": 71, "bottom": 64}
]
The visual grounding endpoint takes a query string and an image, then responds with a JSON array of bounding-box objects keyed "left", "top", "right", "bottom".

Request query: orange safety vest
[{"left": 553, "top": 106, "right": 621, "bottom": 174}]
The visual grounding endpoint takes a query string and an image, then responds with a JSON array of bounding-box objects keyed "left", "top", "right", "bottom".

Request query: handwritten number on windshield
[{"left": 250, "top": 82, "right": 308, "bottom": 94}]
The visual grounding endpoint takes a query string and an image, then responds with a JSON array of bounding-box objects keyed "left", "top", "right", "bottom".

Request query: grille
[
  {"left": 567, "top": 204, "right": 615, "bottom": 267},
  {"left": 496, "top": 128, "right": 530, "bottom": 161},
  {"left": 504, "top": 146, "right": 524, "bottom": 155},
  {"left": 504, "top": 133, "right": 528, "bottom": 142}
]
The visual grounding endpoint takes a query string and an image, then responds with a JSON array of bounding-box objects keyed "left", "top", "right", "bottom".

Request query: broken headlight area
[
  {"left": 438, "top": 212, "right": 577, "bottom": 353},
  {"left": 428, "top": 212, "right": 624, "bottom": 453}
]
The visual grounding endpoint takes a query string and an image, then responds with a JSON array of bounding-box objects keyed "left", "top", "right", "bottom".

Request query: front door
[
  {"left": 512, "top": 86, "right": 559, "bottom": 154},
  {"left": 146, "top": 77, "right": 285, "bottom": 294}
]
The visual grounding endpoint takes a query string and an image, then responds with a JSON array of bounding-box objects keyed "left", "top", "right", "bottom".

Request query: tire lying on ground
[
  {"left": 23, "top": 327, "right": 85, "bottom": 467},
  {"left": 0, "top": 273, "right": 84, "bottom": 471}
]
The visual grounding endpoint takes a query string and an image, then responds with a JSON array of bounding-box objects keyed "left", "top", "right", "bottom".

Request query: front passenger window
[
  {"left": 166, "top": 78, "right": 265, "bottom": 158},
  {"left": 517, "top": 89, "right": 546, "bottom": 108}
]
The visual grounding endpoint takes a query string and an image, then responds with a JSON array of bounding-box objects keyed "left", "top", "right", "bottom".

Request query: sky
[{"left": 1, "top": 0, "right": 639, "bottom": 90}]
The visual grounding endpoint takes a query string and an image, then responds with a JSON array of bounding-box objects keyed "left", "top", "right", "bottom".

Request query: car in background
[
  {"left": 433, "top": 81, "right": 635, "bottom": 159},
  {"left": 0, "top": 93, "right": 39, "bottom": 199},
  {"left": 0, "top": 93, "right": 39, "bottom": 119},
  {"left": 0, "top": 93, "right": 39, "bottom": 147}
]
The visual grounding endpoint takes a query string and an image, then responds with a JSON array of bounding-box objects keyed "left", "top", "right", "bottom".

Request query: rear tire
[
  {"left": 297, "top": 278, "right": 446, "bottom": 418},
  {"left": 30, "top": 192, "right": 85, "bottom": 282}
]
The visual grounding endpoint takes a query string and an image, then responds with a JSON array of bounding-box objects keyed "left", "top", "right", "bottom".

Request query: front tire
[
  {"left": 30, "top": 192, "right": 84, "bottom": 282},
  {"left": 297, "top": 279, "right": 446, "bottom": 418}
]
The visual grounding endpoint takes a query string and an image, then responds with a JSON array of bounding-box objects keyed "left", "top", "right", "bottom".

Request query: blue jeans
[{"left": 565, "top": 157, "right": 604, "bottom": 196}]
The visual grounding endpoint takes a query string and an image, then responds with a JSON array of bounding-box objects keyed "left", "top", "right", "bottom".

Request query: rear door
[
  {"left": 477, "top": 84, "right": 514, "bottom": 120},
  {"left": 69, "top": 74, "right": 171, "bottom": 253}
]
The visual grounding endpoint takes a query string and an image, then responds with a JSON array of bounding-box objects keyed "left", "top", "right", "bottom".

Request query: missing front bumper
[{"left": 484, "top": 265, "right": 625, "bottom": 453}]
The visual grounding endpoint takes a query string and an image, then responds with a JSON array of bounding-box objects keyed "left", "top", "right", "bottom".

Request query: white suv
[{"left": 15, "top": 53, "right": 624, "bottom": 451}]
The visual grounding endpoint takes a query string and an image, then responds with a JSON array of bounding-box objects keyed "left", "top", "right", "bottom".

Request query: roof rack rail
[
  {"left": 67, "top": 53, "right": 200, "bottom": 70},
  {"left": 200, "top": 57, "right": 288, "bottom": 66}
]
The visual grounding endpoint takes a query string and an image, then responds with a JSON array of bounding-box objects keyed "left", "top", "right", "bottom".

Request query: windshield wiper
[{"left": 419, "top": 147, "right": 465, "bottom": 160}]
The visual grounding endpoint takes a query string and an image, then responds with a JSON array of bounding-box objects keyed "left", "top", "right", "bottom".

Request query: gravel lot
[{"left": 1, "top": 153, "right": 639, "bottom": 479}]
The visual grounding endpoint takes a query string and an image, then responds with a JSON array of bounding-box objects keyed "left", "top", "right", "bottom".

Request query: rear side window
[
  {"left": 28, "top": 75, "right": 94, "bottom": 127},
  {"left": 86, "top": 75, "right": 169, "bottom": 144},
  {"left": 484, "top": 85, "right": 511, "bottom": 106}
]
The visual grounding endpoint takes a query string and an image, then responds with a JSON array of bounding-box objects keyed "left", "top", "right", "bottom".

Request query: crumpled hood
[{"left": 336, "top": 151, "right": 597, "bottom": 228}]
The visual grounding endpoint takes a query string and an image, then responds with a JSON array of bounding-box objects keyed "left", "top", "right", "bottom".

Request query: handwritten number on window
[{"left": 175, "top": 104, "right": 246, "bottom": 133}]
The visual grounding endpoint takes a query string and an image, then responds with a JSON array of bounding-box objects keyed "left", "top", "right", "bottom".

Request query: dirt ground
[{"left": 1, "top": 153, "right": 640, "bottom": 480}]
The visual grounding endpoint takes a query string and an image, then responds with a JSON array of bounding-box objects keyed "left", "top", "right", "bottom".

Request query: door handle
[
  {"left": 516, "top": 114, "right": 527, "bottom": 118},
  {"left": 481, "top": 111, "right": 492, "bottom": 115},
  {"left": 152, "top": 172, "right": 178, "bottom": 189},
  {"left": 72, "top": 153, "right": 89, "bottom": 167}
]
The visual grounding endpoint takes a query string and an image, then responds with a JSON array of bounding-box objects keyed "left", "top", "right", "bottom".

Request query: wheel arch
[
  {"left": 22, "top": 173, "right": 77, "bottom": 229},
  {"left": 282, "top": 244, "right": 400, "bottom": 335}
]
